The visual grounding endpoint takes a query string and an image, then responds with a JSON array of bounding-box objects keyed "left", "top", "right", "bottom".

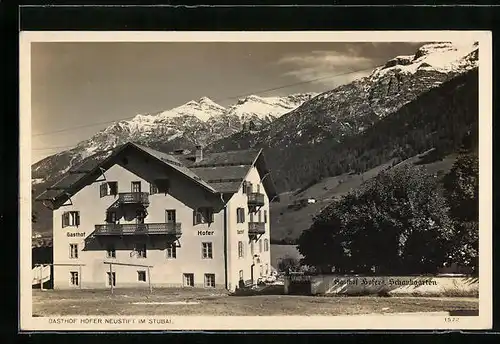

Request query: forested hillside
[{"left": 262, "top": 68, "right": 478, "bottom": 192}]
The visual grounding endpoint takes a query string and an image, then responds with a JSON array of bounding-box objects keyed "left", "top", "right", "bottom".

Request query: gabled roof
[
  {"left": 190, "top": 148, "right": 279, "bottom": 200},
  {"left": 36, "top": 142, "right": 280, "bottom": 208}
]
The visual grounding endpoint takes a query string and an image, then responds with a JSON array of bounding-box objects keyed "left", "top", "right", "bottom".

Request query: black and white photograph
[{"left": 19, "top": 31, "right": 492, "bottom": 331}]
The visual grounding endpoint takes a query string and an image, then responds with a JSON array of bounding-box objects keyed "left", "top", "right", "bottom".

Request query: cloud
[
  {"left": 276, "top": 49, "right": 378, "bottom": 87},
  {"left": 276, "top": 42, "right": 427, "bottom": 88}
]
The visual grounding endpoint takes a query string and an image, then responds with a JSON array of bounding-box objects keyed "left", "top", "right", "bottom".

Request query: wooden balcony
[
  {"left": 118, "top": 192, "right": 150, "bottom": 206},
  {"left": 94, "top": 222, "right": 181, "bottom": 237},
  {"left": 247, "top": 192, "right": 265, "bottom": 207},
  {"left": 248, "top": 222, "right": 265, "bottom": 236}
]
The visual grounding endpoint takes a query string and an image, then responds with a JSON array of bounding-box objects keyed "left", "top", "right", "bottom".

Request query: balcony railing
[
  {"left": 247, "top": 192, "right": 265, "bottom": 207},
  {"left": 94, "top": 222, "right": 181, "bottom": 236},
  {"left": 118, "top": 192, "right": 150, "bottom": 206},
  {"left": 248, "top": 222, "right": 265, "bottom": 235}
]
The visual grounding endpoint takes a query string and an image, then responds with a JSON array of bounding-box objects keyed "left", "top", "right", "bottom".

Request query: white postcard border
[{"left": 19, "top": 30, "right": 493, "bottom": 331}]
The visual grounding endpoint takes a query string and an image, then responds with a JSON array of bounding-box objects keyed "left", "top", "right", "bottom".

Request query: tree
[
  {"left": 442, "top": 152, "right": 479, "bottom": 273},
  {"left": 277, "top": 256, "right": 300, "bottom": 272},
  {"left": 298, "top": 164, "right": 454, "bottom": 274},
  {"left": 32, "top": 188, "right": 37, "bottom": 224}
]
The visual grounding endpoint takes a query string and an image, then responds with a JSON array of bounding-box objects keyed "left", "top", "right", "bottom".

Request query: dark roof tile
[{"left": 192, "top": 149, "right": 261, "bottom": 167}]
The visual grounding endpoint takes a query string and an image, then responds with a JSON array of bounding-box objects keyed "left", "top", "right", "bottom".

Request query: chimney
[{"left": 195, "top": 145, "right": 203, "bottom": 162}]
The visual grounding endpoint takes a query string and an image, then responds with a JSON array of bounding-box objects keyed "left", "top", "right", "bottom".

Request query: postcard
[{"left": 20, "top": 30, "right": 492, "bottom": 331}]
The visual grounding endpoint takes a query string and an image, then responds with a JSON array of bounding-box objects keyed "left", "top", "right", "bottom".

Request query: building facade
[{"left": 36, "top": 142, "right": 279, "bottom": 291}]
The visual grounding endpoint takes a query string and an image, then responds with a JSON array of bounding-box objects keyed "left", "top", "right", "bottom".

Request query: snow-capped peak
[
  {"left": 157, "top": 97, "right": 227, "bottom": 122},
  {"left": 371, "top": 41, "right": 478, "bottom": 79},
  {"left": 229, "top": 93, "right": 318, "bottom": 121}
]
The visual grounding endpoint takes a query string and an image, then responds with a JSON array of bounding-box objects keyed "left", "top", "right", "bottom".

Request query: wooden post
[
  {"left": 109, "top": 263, "right": 114, "bottom": 295},
  {"left": 79, "top": 265, "right": 82, "bottom": 289},
  {"left": 40, "top": 265, "right": 44, "bottom": 291},
  {"left": 147, "top": 266, "right": 152, "bottom": 294}
]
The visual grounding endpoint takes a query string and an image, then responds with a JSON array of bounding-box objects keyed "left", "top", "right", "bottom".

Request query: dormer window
[{"left": 100, "top": 182, "right": 118, "bottom": 197}]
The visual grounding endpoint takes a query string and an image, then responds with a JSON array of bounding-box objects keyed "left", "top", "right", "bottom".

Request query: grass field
[{"left": 32, "top": 288, "right": 478, "bottom": 317}]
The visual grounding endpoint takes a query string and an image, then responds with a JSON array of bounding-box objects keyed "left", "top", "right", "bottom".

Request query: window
[
  {"left": 166, "top": 243, "right": 177, "bottom": 259},
  {"left": 239, "top": 270, "right": 244, "bottom": 280},
  {"left": 243, "top": 181, "right": 252, "bottom": 194},
  {"left": 236, "top": 208, "right": 245, "bottom": 223},
  {"left": 166, "top": 210, "right": 176, "bottom": 223},
  {"left": 107, "top": 272, "right": 116, "bottom": 287},
  {"left": 69, "top": 244, "right": 78, "bottom": 259},
  {"left": 150, "top": 183, "right": 159, "bottom": 195},
  {"left": 134, "top": 243, "right": 147, "bottom": 258},
  {"left": 264, "top": 239, "right": 269, "bottom": 252},
  {"left": 106, "top": 244, "right": 116, "bottom": 258},
  {"left": 62, "top": 211, "right": 80, "bottom": 228},
  {"left": 70, "top": 271, "right": 79, "bottom": 286},
  {"left": 258, "top": 239, "right": 263, "bottom": 253},
  {"left": 250, "top": 242, "right": 255, "bottom": 256},
  {"left": 137, "top": 271, "right": 147, "bottom": 282},
  {"left": 258, "top": 210, "right": 262, "bottom": 222},
  {"left": 264, "top": 210, "right": 268, "bottom": 223},
  {"left": 202, "top": 242, "right": 213, "bottom": 259},
  {"left": 106, "top": 211, "right": 117, "bottom": 224},
  {"left": 204, "top": 274, "right": 215, "bottom": 288},
  {"left": 238, "top": 241, "right": 244, "bottom": 258},
  {"left": 131, "top": 181, "right": 141, "bottom": 193},
  {"left": 193, "top": 207, "right": 214, "bottom": 225},
  {"left": 100, "top": 182, "right": 118, "bottom": 197},
  {"left": 183, "top": 273, "right": 194, "bottom": 287}
]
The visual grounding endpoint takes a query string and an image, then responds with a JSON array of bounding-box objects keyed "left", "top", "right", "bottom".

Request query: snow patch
[{"left": 371, "top": 42, "right": 478, "bottom": 79}]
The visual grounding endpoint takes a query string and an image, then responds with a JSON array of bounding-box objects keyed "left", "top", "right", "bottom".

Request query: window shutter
[
  {"left": 242, "top": 209, "right": 246, "bottom": 223},
  {"left": 75, "top": 212, "right": 80, "bottom": 227},
  {"left": 110, "top": 182, "right": 118, "bottom": 196},
  {"left": 193, "top": 209, "right": 197, "bottom": 225},
  {"left": 210, "top": 209, "right": 215, "bottom": 223},
  {"left": 62, "top": 212, "right": 67, "bottom": 228},
  {"left": 100, "top": 183, "right": 106, "bottom": 197}
]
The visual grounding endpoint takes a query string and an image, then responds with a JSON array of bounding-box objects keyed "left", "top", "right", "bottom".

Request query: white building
[{"left": 36, "top": 142, "right": 279, "bottom": 291}]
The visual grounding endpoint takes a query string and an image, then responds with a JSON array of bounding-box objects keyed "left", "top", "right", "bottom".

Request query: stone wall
[{"left": 284, "top": 275, "right": 479, "bottom": 296}]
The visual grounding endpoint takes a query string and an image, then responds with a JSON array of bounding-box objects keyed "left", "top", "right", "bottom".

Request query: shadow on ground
[{"left": 230, "top": 284, "right": 285, "bottom": 296}]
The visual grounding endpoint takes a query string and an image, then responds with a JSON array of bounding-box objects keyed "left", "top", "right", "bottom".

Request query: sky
[{"left": 31, "top": 41, "right": 426, "bottom": 163}]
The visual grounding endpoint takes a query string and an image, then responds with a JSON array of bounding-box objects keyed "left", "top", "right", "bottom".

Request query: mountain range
[
  {"left": 32, "top": 41, "right": 479, "bottom": 239},
  {"left": 32, "top": 92, "right": 316, "bottom": 185}
]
